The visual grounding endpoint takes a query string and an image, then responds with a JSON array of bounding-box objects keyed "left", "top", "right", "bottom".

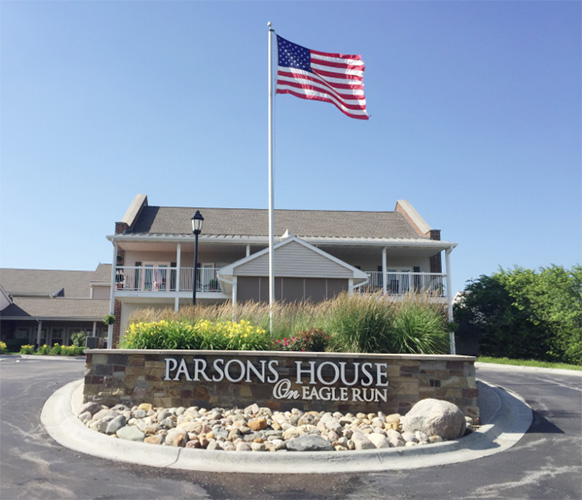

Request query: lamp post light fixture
[{"left": 191, "top": 210, "right": 204, "bottom": 305}]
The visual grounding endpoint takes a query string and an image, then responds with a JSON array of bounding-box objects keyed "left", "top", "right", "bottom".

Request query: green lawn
[{"left": 478, "top": 356, "right": 582, "bottom": 371}]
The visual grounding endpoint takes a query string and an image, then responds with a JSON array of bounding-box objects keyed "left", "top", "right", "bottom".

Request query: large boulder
[{"left": 401, "top": 399, "right": 466, "bottom": 440}]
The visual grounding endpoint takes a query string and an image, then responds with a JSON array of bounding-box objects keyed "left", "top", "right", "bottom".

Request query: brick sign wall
[{"left": 84, "top": 350, "right": 479, "bottom": 421}]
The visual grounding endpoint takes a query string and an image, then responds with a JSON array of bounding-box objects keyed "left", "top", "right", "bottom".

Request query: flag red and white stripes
[{"left": 276, "top": 35, "right": 369, "bottom": 120}]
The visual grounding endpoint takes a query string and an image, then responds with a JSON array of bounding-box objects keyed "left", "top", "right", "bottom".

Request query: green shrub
[
  {"left": 297, "top": 328, "right": 330, "bottom": 352},
  {"left": 61, "top": 345, "right": 84, "bottom": 356},
  {"left": 71, "top": 332, "right": 87, "bottom": 348},
  {"left": 120, "top": 319, "right": 271, "bottom": 351},
  {"left": 37, "top": 344, "right": 50, "bottom": 355},
  {"left": 19, "top": 344, "right": 35, "bottom": 355},
  {"left": 455, "top": 265, "right": 582, "bottom": 364},
  {"left": 273, "top": 336, "right": 301, "bottom": 351},
  {"left": 273, "top": 328, "right": 330, "bottom": 352},
  {"left": 127, "top": 301, "right": 326, "bottom": 340},
  {"left": 103, "top": 314, "right": 116, "bottom": 326},
  {"left": 49, "top": 343, "right": 62, "bottom": 355},
  {"left": 0, "top": 341, "right": 7, "bottom": 354}
]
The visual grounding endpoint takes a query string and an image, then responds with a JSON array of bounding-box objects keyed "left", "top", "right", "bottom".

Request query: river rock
[
  {"left": 351, "top": 431, "right": 376, "bottom": 450},
  {"left": 116, "top": 425, "right": 145, "bottom": 442},
  {"left": 81, "top": 400, "right": 467, "bottom": 453},
  {"left": 165, "top": 429, "right": 188, "bottom": 447},
  {"left": 282, "top": 426, "right": 302, "bottom": 440},
  {"left": 177, "top": 421, "right": 203, "bottom": 434},
  {"left": 286, "top": 435, "right": 334, "bottom": 452},
  {"left": 206, "top": 440, "right": 222, "bottom": 451},
  {"left": 144, "top": 434, "right": 165, "bottom": 445},
  {"left": 134, "top": 409, "right": 147, "bottom": 419},
  {"left": 248, "top": 418, "right": 267, "bottom": 431},
  {"left": 324, "top": 417, "right": 343, "bottom": 435},
  {"left": 105, "top": 415, "right": 127, "bottom": 434},
  {"left": 78, "top": 411, "right": 93, "bottom": 424},
  {"left": 245, "top": 403, "right": 260, "bottom": 416},
  {"left": 386, "top": 429, "right": 405, "bottom": 447},
  {"left": 367, "top": 433, "right": 390, "bottom": 449},
  {"left": 77, "top": 402, "right": 103, "bottom": 417},
  {"left": 401, "top": 431, "right": 418, "bottom": 443},
  {"left": 236, "top": 441, "right": 252, "bottom": 452}
]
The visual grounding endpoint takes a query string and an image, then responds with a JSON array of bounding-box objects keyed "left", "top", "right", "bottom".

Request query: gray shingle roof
[
  {"left": 0, "top": 264, "right": 111, "bottom": 298},
  {"left": 0, "top": 265, "right": 111, "bottom": 321},
  {"left": 1, "top": 297, "right": 109, "bottom": 320},
  {"left": 129, "top": 207, "right": 425, "bottom": 240}
]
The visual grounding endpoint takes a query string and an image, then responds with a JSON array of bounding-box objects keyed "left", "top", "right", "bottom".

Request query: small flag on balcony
[{"left": 276, "top": 35, "right": 369, "bottom": 120}]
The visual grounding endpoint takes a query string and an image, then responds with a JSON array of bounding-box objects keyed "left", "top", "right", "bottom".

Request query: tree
[{"left": 455, "top": 265, "right": 581, "bottom": 364}]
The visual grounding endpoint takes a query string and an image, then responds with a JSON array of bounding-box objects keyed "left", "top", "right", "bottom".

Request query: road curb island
[{"left": 41, "top": 374, "right": 534, "bottom": 473}]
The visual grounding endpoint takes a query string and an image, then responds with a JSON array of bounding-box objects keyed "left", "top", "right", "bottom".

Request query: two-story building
[{"left": 107, "top": 194, "right": 457, "bottom": 347}]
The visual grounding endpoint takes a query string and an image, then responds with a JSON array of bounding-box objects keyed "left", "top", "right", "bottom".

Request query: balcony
[
  {"left": 360, "top": 271, "right": 448, "bottom": 297},
  {"left": 114, "top": 266, "right": 222, "bottom": 293},
  {"left": 112, "top": 267, "right": 447, "bottom": 300}
]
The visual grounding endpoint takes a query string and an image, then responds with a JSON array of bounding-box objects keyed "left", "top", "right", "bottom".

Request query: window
[
  {"left": 51, "top": 328, "right": 64, "bottom": 345},
  {"left": 15, "top": 328, "right": 29, "bottom": 340}
]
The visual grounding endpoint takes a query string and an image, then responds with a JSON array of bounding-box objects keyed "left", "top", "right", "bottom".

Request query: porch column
[
  {"left": 445, "top": 246, "right": 456, "bottom": 354},
  {"left": 232, "top": 276, "right": 238, "bottom": 321},
  {"left": 92, "top": 321, "right": 97, "bottom": 337},
  {"left": 382, "top": 247, "right": 388, "bottom": 295},
  {"left": 348, "top": 278, "right": 354, "bottom": 295},
  {"left": 107, "top": 242, "right": 118, "bottom": 350},
  {"left": 232, "top": 277, "right": 238, "bottom": 306},
  {"left": 246, "top": 244, "right": 251, "bottom": 257},
  {"left": 175, "top": 243, "right": 182, "bottom": 312},
  {"left": 36, "top": 320, "right": 42, "bottom": 347}
]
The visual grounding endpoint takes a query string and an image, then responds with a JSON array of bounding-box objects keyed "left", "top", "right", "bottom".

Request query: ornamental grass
[{"left": 125, "top": 292, "right": 450, "bottom": 355}]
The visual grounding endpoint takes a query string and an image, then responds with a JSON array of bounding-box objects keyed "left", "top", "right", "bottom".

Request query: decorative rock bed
[{"left": 77, "top": 399, "right": 475, "bottom": 452}]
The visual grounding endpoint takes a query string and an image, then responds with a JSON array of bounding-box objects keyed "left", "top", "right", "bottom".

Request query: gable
[{"left": 221, "top": 237, "right": 368, "bottom": 283}]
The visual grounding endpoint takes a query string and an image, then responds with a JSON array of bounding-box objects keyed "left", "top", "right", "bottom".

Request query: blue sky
[{"left": 1, "top": 1, "right": 580, "bottom": 295}]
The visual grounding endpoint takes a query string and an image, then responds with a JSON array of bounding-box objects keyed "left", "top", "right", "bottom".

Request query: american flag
[{"left": 276, "top": 35, "right": 368, "bottom": 120}]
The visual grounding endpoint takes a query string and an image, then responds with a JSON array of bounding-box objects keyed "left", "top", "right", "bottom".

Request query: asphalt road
[{"left": 0, "top": 356, "right": 580, "bottom": 500}]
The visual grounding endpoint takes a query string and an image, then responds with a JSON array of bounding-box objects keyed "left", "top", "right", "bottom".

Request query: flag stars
[{"left": 277, "top": 36, "right": 312, "bottom": 72}]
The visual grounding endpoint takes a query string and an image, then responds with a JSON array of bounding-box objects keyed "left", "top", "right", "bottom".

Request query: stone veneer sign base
[{"left": 84, "top": 350, "right": 479, "bottom": 422}]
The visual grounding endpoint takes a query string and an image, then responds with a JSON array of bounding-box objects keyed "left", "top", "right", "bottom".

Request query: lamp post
[{"left": 191, "top": 210, "right": 204, "bottom": 305}]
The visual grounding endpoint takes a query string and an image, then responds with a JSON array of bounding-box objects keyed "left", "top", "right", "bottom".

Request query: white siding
[{"left": 234, "top": 241, "right": 353, "bottom": 278}]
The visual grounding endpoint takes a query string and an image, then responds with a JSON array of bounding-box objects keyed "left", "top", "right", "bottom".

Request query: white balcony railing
[
  {"left": 113, "top": 267, "right": 446, "bottom": 298},
  {"left": 114, "top": 266, "right": 222, "bottom": 293},
  {"left": 359, "top": 271, "right": 447, "bottom": 297}
]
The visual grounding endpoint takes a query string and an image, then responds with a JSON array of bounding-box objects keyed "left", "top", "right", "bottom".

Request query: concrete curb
[
  {"left": 1, "top": 354, "right": 85, "bottom": 361},
  {"left": 475, "top": 362, "right": 582, "bottom": 377},
  {"left": 41, "top": 378, "right": 533, "bottom": 473}
]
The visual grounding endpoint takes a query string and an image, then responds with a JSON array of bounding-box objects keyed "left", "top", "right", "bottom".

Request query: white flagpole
[{"left": 267, "top": 23, "right": 275, "bottom": 332}]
